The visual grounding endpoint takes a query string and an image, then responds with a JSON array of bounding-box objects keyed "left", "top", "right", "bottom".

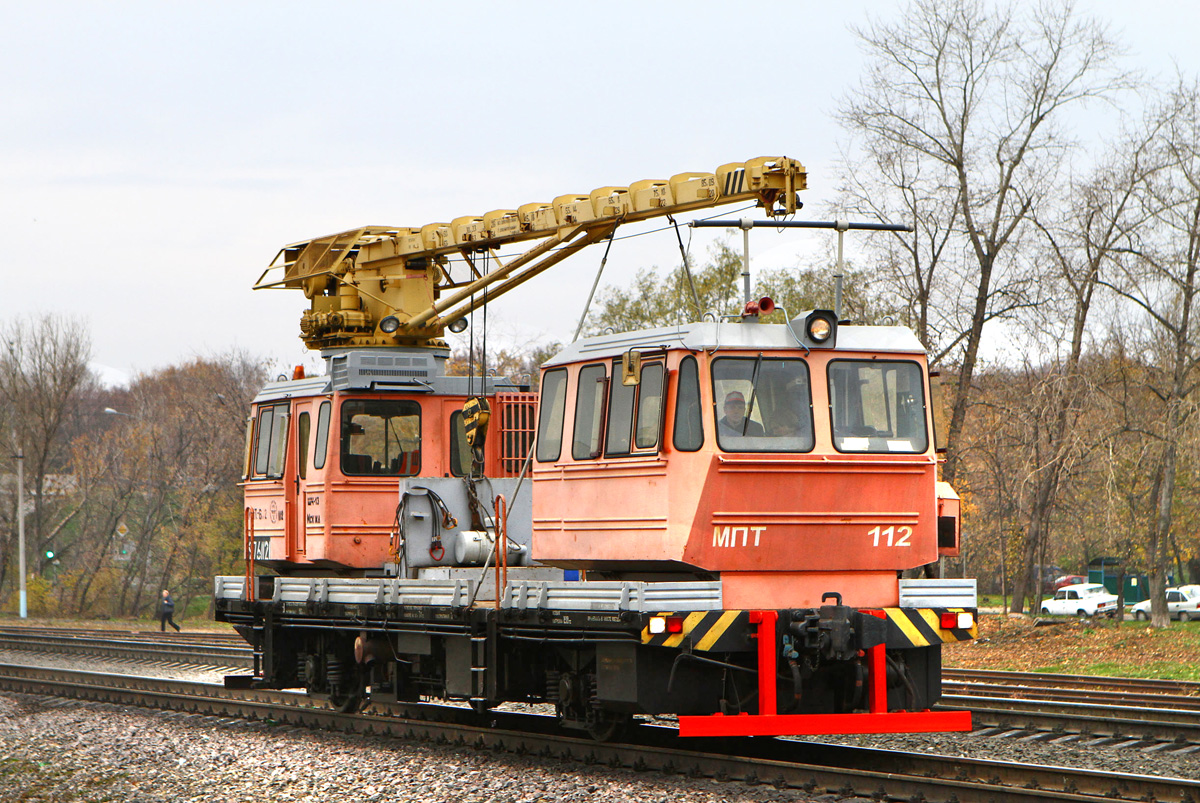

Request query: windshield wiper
[{"left": 742, "top": 353, "right": 764, "bottom": 436}]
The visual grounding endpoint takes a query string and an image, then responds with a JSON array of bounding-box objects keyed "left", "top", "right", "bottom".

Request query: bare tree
[
  {"left": 1002, "top": 128, "right": 1158, "bottom": 613},
  {"left": 0, "top": 315, "right": 93, "bottom": 597},
  {"left": 835, "top": 133, "right": 961, "bottom": 353},
  {"left": 33, "top": 350, "right": 267, "bottom": 618},
  {"left": 838, "top": 0, "right": 1131, "bottom": 486},
  {"left": 1103, "top": 79, "right": 1200, "bottom": 627}
]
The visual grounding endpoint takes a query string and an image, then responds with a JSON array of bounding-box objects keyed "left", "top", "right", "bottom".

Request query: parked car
[
  {"left": 1130, "top": 585, "right": 1200, "bottom": 621},
  {"left": 1053, "top": 574, "right": 1087, "bottom": 591},
  {"left": 1040, "top": 583, "right": 1119, "bottom": 617}
]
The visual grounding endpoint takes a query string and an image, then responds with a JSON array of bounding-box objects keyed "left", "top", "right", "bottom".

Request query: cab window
[
  {"left": 313, "top": 401, "right": 331, "bottom": 470},
  {"left": 572, "top": 364, "right": 607, "bottom": 460},
  {"left": 297, "top": 411, "right": 310, "bottom": 480},
  {"left": 449, "top": 410, "right": 473, "bottom": 476},
  {"left": 253, "top": 402, "right": 290, "bottom": 478},
  {"left": 242, "top": 416, "right": 255, "bottom": 479},
  {"left": 604, "top": 360, "right": 665, "bottom": 456},
  {"left": 606, "top": 361, "right": 636, "bottom": 455},
  {"left": 829, "top": 360, "right": 928, "bottom": 454},
  {"left": 711, "top": 357, "right": 814, "bottom": 453},
  {"left": 672, "top": 356, "right": 703, "bottom": 451},
  {"left": 341, "top": 399, "right": 421, "bottom": 476},
  {"left": 536, "top": 368, "right": 568, "bottom": 463},
  {"left": 635, "top": 363, "right": 664, "bottom": 449}
]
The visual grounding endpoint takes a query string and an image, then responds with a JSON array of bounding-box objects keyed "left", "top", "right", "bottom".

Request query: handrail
[{"left": 243, "top": 507, "right": 256, "bottom": 602}]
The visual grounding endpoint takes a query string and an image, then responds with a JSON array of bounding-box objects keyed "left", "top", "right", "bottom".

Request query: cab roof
[{"left": 543, "top": 321, "right": 926, "bottom": 368}]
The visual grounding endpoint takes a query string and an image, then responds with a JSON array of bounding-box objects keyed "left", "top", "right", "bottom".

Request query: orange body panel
[
  {"left": 719, "top": 571, "right": 901, "bottom": 609},
  {"left": 244, "top": 391, "right": 536, "bottom": 569},
  {"left": 683, "top": 453, "right": 938, "bottom": 572},
  {"left": 532, "top": 348, "right": 940, "bottom": 608}
]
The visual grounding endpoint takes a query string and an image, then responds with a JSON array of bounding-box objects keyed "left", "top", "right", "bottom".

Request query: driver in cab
[{"left": 718, "top": 390, "right": 765, "bottom": 438}]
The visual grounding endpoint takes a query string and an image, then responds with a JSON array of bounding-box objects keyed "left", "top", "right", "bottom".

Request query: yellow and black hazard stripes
[
  {"left": 722, "top": 168, "right": 746, "bottom": 196},
  {"left": 640, "top": 607, "right": 975, "bottom": 653},
  {"left": 640, "top": 610, "right": 746, "bottom": 652},
  {"left": 882, "top": 607, "right": 977, "bottom": 648}
]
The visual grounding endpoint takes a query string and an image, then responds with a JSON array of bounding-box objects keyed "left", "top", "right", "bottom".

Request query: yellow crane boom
[{"left": 255, "top": 156, "right": 806, "bottom": 350}]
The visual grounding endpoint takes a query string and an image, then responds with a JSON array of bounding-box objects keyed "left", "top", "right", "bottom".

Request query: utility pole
[{"left": 14, "top": 431, "right": 26, "bottom": 619}]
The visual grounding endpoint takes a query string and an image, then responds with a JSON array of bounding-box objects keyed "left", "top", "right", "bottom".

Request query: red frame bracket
[{"left": 677, "top": 609, "right": 972, "bottom": 738}]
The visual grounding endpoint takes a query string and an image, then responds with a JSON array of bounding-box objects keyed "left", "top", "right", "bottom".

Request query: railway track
[
  {"left": 0, "top": 661, "right": 1195, "bottom": 803},
  {"left": 0, "top": 625, "right": 252, "bottom": 669},
  {"left": 946, "top": 668, "right": 1200, "bottom": 699},
  {"left": 944, "top": 668, "right": 1200, "bottom": 749},
  {"left": 3, "top": 624, "right": 1200, "bottom": 752}
]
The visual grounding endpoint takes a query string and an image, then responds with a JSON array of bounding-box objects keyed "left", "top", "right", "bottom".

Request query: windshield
[
  {"left": 711, "top": 357, "right": 814, "bottom": 453},
  {"left": 828, "top": 360, "right": 928, "bottom": 453},
  {"left": 341, "top": 399, "right": 421, "bottom": 475}
]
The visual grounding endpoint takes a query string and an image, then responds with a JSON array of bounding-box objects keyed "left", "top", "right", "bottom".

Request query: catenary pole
[{"left": 15, "top": 433, "right": 26, "bottom": 619}]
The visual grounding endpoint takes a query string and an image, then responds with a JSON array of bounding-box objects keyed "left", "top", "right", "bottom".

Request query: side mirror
[
  {"left": 929, "top": 370, "right": 948, "bottom": 453},
  {"left": 621, "top": 351, "right": 641, "bottom": 386}
]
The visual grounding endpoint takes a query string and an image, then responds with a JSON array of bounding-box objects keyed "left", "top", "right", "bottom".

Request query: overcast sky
[{"left": 3, "top": 1, "right": 1197, "bottom": 384}]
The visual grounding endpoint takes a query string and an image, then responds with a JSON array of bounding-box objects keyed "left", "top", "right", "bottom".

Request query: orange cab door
[{"left": 288, "top": 401, "right": 318, "bottom": 561}]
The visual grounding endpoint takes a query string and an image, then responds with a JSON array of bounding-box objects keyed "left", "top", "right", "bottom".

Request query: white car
[
  {"left": 1131, "top": 585, "right": 1200, "bottom": 621},
  {"left": 1040, "top": 583, "right": 1119, "bottom": 617}
]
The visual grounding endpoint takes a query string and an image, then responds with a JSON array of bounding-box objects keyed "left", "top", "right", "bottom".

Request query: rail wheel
[
  {"left": 325, "top": 654, "right": 364, "bottom": 713},
  {"left": 586, "top": 711, "right": 630, "bottom": 742}
]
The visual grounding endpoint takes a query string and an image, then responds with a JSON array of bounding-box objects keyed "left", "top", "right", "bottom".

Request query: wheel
[
  {"left": 1135, "top": 610, "right": 1148, "bottom": 621},
  {"left": 1077, "top": 609, "right": 1088, "bottom": 617},
  {"left": 1040, "top": 606, "right": 1050, "bottom": 615},
  {"left": 330, "top": 689, "right": 364, "bottom": 713},
  {"left": 1180, "top": 611, "right": 1191, "bottom": 622},
  {"left": 586, "top": 712, "right": 630, "bottom": 742},
  {"left": 324, "top": 653, "right": 364, "bottom": 713}
]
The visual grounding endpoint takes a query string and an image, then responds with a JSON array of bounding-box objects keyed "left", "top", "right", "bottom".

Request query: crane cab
[
  {"left": 531, "top": 312, "right": 961, "bottom": 610},
  {"left": 241, "top": 348, "right": 537, "bottom": 575}
]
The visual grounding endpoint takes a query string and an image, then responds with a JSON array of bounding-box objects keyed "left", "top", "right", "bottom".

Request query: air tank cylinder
[{"left": 454, "top": 530, "right": 527, "bottom": 566}]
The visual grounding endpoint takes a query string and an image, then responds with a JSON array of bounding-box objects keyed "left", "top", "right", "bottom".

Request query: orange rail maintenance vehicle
[{"left": 214, "top": 157, "right": 977, "bottom": 739}]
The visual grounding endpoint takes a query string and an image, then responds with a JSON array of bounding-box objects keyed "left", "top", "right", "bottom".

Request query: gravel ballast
[
  {"left": 0, "top": 649, "right": 1196, "bottom": 801},
  {"left": 0, "top": 694, "right": 817, "bottom": 803}
]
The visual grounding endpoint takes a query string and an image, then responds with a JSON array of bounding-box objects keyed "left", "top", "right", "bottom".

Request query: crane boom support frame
[{"left": 256, "top": 157, "right": 807, "bottom": 351}]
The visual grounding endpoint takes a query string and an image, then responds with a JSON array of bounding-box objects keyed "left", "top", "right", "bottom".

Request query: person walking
[{"left": 159, "top": 589, "right": 181, "bottom": 632}]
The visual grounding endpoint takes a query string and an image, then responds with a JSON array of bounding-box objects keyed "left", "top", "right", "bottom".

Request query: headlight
[
  {"left": 802, "top": 310, "right": 837, "bottom": 345},
  {"left": 379, "top": 315, "right": 400, "bottom": 334}
]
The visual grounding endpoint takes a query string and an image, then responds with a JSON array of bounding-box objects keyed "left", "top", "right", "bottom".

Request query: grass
[
  {"left": 1074, "top": 660, "right": 1200, "bottom": 682},
  {"left": 946, "top": 614, "right": 1200, "bottom": 682}
]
